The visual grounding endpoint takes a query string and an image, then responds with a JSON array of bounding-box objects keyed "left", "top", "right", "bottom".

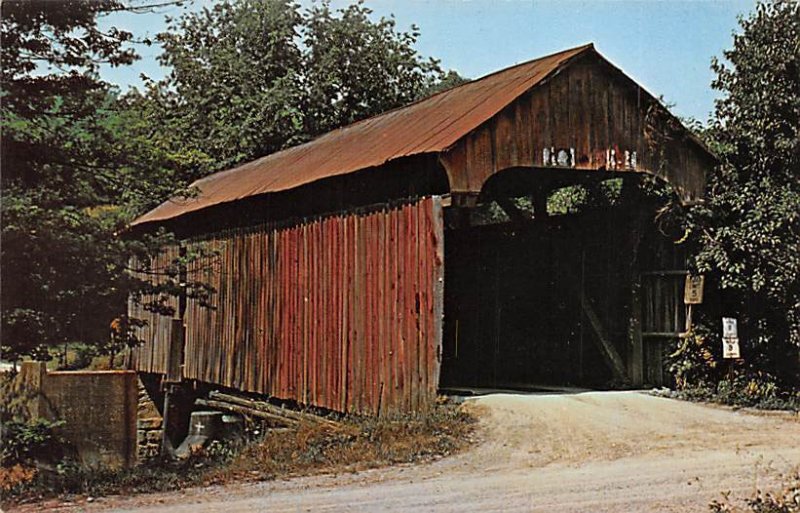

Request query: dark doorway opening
[
  {"left": 441, "top": 211, "right": 630, "bottom": 389},
  {"left": 439, "top": 170, "right": 682, "bottom": 391}
]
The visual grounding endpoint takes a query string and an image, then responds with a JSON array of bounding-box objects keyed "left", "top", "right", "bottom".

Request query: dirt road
[{"left": 35, "top": 391, "right": 800, "bottom": 512}]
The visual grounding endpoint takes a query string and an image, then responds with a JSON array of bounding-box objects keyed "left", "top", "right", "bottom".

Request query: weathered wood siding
[
  {"left": 441, "top": 53, "right": 711, "bottom": 201},
  {"left": 131, "top": 197, "right": 445, "bottom": 415},
  {"left": 128, "top": 245, "right": 180, "bottom": 375}
]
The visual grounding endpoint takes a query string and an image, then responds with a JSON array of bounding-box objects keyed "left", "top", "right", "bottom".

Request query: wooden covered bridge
[{"left": 129, "top": 43, "right": 716, "bottom": 417}]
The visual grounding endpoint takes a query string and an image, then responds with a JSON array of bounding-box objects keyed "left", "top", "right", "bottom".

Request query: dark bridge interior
[{"left": 440, "top": 171, "right": 686, "bottom": 390}]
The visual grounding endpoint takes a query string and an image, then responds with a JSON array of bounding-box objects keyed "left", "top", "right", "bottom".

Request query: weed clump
[{"left": 710, "top": 472, "right": 800, "bottom": 512}]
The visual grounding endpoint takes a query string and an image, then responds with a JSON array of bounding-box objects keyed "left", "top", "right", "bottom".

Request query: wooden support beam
[
  {"left": 579, "top": 292, "right": 628, "bottom": 382},
  {"left": 531, "top": 187, "right": 549, "bottom": 219},
  {"left": 195, "top": 398, "right": 297, "bottom": 427},
  {"left": 628, "top": 276, "right": 644, "bottom": 386},
  {"left": 494, "top": 196, "right": 531, "bottom": 224},
  {"left": 208, "top": 391, "right": 340, "bottom": 428},
  {"left": 165, "top": 319, "right": 184, "bottom": 383}
]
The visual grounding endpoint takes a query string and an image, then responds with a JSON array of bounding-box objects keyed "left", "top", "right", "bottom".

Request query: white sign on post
[
  {"left": 723, "top": 338, "right": 740, "bottom": 359},
  {"left": 722, "top": 317, "right": 738, "bottom": 338},
  {"left": 722, "top": 317, "right": 740, "bottom": 359}
]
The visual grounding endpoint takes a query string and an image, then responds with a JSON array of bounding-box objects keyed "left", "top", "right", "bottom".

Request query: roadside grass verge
[
  {"left": 652, "top": 384, "right": 800, "bottom": 412},
  {"left": 2, "top": 401, "right": 477, "bottom": 507},
  {"left": 208, "top": 402, "right": 477, "bottom": 483},
  {"left": 709, "top": 470, "right": 800, "bottom": 512}
]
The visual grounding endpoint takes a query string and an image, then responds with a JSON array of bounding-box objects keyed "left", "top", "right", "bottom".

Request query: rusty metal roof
[{"left": 133, "top": 44, "right": 594, "bottom": 226}]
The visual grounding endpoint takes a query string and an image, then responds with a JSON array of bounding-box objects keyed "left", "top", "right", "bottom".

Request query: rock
[{"left": 138, "top": 417, "right": 162, "bottom": 430}]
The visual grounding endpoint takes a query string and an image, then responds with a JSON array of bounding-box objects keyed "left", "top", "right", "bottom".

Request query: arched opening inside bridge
[{"left": 438, "top": 167, "right": 687, "bottom": 393}]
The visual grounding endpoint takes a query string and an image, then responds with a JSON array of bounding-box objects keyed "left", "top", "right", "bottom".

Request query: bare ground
[{"left": 22, "top": 391, "right": 800, "bottom": 512}]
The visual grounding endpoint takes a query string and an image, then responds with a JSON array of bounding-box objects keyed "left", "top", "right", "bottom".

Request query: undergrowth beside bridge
[{"left": 1, "top": 401, "right": 476, "bottom": 508}]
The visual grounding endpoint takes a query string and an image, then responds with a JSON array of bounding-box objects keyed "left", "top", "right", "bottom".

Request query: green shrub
[
  {"left": 58, "top": 344, "right": 97, "bottom": 371},
  {"left": 1, "top": 418, "right": 65, "bottom": 467}
]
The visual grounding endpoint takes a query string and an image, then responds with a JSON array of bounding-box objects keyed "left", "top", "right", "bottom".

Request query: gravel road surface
[{"left": 26, "top": 391, "right": 800, "bottom": 512}]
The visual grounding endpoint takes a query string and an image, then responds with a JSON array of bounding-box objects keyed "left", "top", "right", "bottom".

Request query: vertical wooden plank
[
  {"left": 493, "top": 106, "right": 517, "bottom": 170},
  {"left": 340, "top": 215, "right": 350, "bottom": 412},
  {"left": 376, "top": 208, "right": 385, "bottom": 415},
  {"left": 360, "top": 212, "right": 370, "bottom": 413},
  {"left": 405, "top": 203, "right": 415, "bottom": 412},
  {"left": 320, "top": 217, "right": 329, "bottom": 409},
  {"left": 393, "top": 206, "right": 405, "bottom": 413},
  {"left": 331, "top": 216, "right": 340, "bottom": 409},
  {"left": 422, "top": 199, "right": 431, "bottom": 409},
  {"left": 464, "top": 126, "right": 494, "bottom": 191},
  {"left": 302, "top": 223, "right": 310, "bottom": 405},
  {"left": 430, "top": 197, "right": 445, "bottom": 405},
  {"left": 310, "top": 221, "right": 318, "bottom": 407},
  {"left": 350, "top": 213, "right": 360, "bottom": 412},
  {"left": 411, "top": 201, "right": 420, "bottom": 412},
  {"left": 514, "top": 92, "right": 534, "bottom": 167},
  {"left": 389, "top": 206, "right": 400, "bottom": 413},
  {"left": 530, "top": 85, "right": 547, "bottom": 165},
  {"left": 351, "top": 214, "right": 358, "bottom": 412},
  {"left": 369, "top": 211, "right": 380, "bottom": 413}
]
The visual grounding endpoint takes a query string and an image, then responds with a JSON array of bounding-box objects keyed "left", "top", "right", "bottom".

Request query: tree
[
  {"left": 688, "top": 0, "right": 799, "bottom": 387},
  {"left": 145, "top": 0, "right": 454, "bottom": 175},
  {"left": 0, "top": 0, "right": 196, "bottom": 364},
  {"left": 416, "top": 69, "right": 471, "bottom": 99},
  {"left": 153, "top": 0, "right": 304, "bottom": 173},
  {"left": 301, "top": 1, "right": 443, "bottom": 136}
]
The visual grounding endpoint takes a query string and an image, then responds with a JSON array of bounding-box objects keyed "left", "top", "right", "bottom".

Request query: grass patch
[
  {"left": 709, "top": 470, "right": 800, "bottom": 512},
  {"left": 209, "top": 402, "right": 477, "bottom": 483},
  {"left": 2, "top": 402, "right": 477, "bottom": 507}
]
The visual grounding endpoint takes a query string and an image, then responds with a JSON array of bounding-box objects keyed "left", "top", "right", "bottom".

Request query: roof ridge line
[
  {"left": 187, "top": 43, "right": 597, "bottom": 189},
  {"left": 318, "top": 42, "right": 596, "bottom": 137}
]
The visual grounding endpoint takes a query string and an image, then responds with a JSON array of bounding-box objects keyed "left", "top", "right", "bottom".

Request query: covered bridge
[{"left": 129, "top": 44, "right": 716, "bottom": 416}]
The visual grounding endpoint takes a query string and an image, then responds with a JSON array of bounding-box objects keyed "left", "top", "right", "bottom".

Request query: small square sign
[
  {"left": 723, "top": 338, "right": 740, "bottom": 359},
  {"left": 684, "top": 275, "right": 705, "bottom": 304},
  {"left": 722, "top": 317, "right": 738, "bottom": 339}
]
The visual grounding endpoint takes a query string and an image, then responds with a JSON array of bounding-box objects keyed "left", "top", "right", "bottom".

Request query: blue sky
[{"left": 100, "top": 0, "right": 756, "bottom": 123}]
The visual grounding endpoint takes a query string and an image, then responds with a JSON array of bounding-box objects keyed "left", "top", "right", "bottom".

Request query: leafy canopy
[
  {"left": 145, "top": 0, "right": 461, "bottom": 174},
  {"left": 687, "top": 0, "right": 799, "bottom": 384},
  {"left": 0, "top": 0, "right": 198, "bottom": 361}
]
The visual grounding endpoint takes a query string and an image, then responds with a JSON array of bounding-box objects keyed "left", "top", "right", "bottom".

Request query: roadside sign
[
  {"left": 684, "top": 275, "right": 705, "bottom": 304},
  {"left": 723, "top": 338, "right": 740, "bottom": 359},
  {"left": 722, "top": 317, "right": 740, "bottom": 359},
  {"left": 722, "top": 317, "right": 738, "bottom": 338}
]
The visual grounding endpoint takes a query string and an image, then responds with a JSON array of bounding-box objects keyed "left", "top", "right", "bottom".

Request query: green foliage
[
  {"left": 301, "top": 1, "right": 444, "bottom": 137},
  {"left": 667, "top": 330, "right": 719, "bottom": 389},
  {"left": 151, "top": 0, "right": 305, "bottom": 173},
  {"left": 0, "top": 1, "right": 216, "bottom": 360},
  {"left": 62, "top": 344, "right": 99, "bottom": 371},
  {"left": 143, "top": 0, "right": 456, "bottom": 174},
  {"left": 417, "top": 70, "right": 471, "bottom": 98},
  {"left": 686, "top": 0, "right": 800, "bottom": 387},
  {"left": 547, "top": 178, "right": 625, "bottom": 216},
  {"left": 1, "top": 419, "right": 66, "bottom": 468},
  {"left": 0, "top": 373, "right": 68, "bottom": 468}
]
